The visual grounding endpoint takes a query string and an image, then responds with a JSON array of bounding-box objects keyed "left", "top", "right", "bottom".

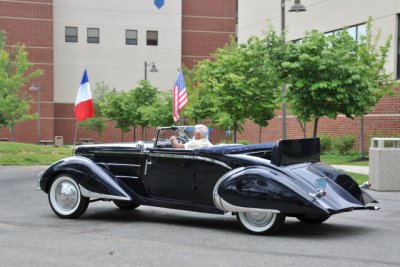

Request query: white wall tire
[
  {"left": 48, "top": 175, "right": 89, "bottom": 219},
  {"left": 237, "top": 212, "right": 285, "bottom": 235}
]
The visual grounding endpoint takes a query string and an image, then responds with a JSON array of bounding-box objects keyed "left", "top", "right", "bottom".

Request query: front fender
[
  {"left": 39, "top": 156, "right": 131, "bottom": 201},
  {"left": 213, "top": 166, "right": 329, "bottom": 216}
]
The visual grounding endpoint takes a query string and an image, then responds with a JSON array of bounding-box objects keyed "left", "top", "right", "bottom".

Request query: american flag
[{"left": 173, "top": 71, "right": 188, "bottom": 122}]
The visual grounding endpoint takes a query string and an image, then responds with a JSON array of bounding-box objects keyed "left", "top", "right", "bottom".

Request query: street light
[
  {"left": 281, "top": 0, "right": 307, "bottom": 139},
  {"left": 144, "top": 61, "right": 158, "bottom": 81},
  {"left": 29, "top": 83, "right": 40, "bottom": 144}
]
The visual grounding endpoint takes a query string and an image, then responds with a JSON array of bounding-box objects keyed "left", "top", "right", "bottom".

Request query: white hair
[{"left": 195, "top": 124, "right": 208, "bottom": 139}]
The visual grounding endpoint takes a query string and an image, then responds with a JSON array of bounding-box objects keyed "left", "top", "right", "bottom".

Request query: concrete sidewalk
[{"left": 332, "top": 165, "right": 369, "bottom": 175}]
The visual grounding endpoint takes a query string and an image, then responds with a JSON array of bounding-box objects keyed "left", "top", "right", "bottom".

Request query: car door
[
  {"left": 143, "top": 148, "right": 196, "bottom": 203},
  {"left": 192, "top": 154, "right": 232, "bottom": 206}
]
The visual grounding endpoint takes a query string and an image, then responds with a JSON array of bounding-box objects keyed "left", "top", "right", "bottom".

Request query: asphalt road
[{"left": 1, "top": 166, "right": 399, "bottom": 267}]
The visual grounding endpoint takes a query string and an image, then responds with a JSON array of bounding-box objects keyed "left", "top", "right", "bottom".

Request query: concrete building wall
[
  {"left": 53, "top": 0, "right": 182, "bottom": 104},
  {"left": 0, "top": 0, "right": 236, "bottom": 144},
  {"left": 238, "top": 0, "right": 400, "bottom": 75},
  {"left": 237, "top": 0, "right": 400, "bottom": 151}
]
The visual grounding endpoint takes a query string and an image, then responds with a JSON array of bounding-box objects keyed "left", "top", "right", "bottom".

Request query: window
[
  {"left": 347, "top": 26, "right": 357, "bottom": 40},
  {"left": 126, "top": 30, "right": 138, "bottom": 45},
  {"left": 87, "top": 28, "right": 100, "bottom": 43},
  {"left": 147, "top": 31, "right": 158, "bottom": 46},
  {"left": 65, "top": 27, "right": 78, "bottom": 42},
  {"left": 324, "top": 23, "right": 366, "bottom": 42},
  {"left": 356, "top": 24, "right": 366, "bottom": 43}
]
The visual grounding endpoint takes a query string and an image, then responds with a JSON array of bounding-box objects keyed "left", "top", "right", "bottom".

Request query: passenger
[{"left": 170, "top": 124, "right": 212, "bottom": 149}]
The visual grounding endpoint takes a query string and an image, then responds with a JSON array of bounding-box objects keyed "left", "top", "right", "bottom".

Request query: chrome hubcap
[
  {"left": 55, "top": 181, "right": 78, "bottom": 210},
  {"left": 244, "top": 212, "right": 275, "bottom": 227}
]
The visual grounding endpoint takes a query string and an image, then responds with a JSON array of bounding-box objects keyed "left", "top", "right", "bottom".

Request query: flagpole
[{"left": 72, "top": 121, "right": 78, "bottom": 155}]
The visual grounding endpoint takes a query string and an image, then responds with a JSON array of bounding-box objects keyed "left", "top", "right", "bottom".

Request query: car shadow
[
  {"left": 81, "top": 206, "right": 240, "bottom": 234},
  {"left": 79, "top": 205, "right": 373, "bottom": 238},
  {"left": 278, "top": 219, "right": 371, "bottom": 239}
]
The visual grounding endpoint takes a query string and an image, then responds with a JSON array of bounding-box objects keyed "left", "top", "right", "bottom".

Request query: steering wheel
[{"left": 176, "top": 130, "right": 190, "bottom": 144}]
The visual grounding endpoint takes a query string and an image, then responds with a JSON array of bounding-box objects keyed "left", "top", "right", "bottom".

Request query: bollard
[{"left": 369, "top": 138, "right": 400, "bottom": 191}]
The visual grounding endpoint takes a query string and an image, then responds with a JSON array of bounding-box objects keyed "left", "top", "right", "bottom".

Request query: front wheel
[
  {"left": 48, "top": 174, "right": 89, "bottom": 219},
  {"left": 236, "top": 212, "right": 285, "bottom": 235}
]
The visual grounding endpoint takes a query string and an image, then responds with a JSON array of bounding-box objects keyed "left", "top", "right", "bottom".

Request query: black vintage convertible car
[{"left": 38, "top": 126, "right": 378, "bottom": 234}]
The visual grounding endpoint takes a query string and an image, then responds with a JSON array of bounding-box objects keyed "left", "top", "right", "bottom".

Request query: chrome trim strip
[
  {"left": 116, "top": 175, "right": 138, "bottom": 179},
  {"left": 104, "top": 163, "right": 141, "bottom": 168},
  {"left": 213, "top": 167, "right": 244, "bottom": 210},
  {"left": 212, "top": 167, "right": 280, "bottom": 213},
  {"left": 144, "top": 159, "right": 149, "bottom": 175},
  {"left": 94, "top": 151, "right": 143, "bottom": 155},
  {"left": 151, "top": 153, "right": 193, "bottom": 159},
  {"left": 36, "top": 170, "right": 45, "bottom": 190},
  {"left": 79, "top": 185, "right": 131, "bottom": 201},
  {"left": 75, "top": 153, "right": 94, "bottom": 157},
  {"left": 149, "top": 153, "right": 231, "bottom": 170},
  {"left": 194, "top": 156, "right": 232, "bottom": 170},
  {"left": 218, "top": 198, "right": 280, "bottom": 213}
]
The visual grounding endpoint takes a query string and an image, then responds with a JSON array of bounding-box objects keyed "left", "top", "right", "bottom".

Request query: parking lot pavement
[
  {"left": 1, "top": 166, "right": 400, "bottom": 266},
  {"left": 331, "top": 165, "right": 369, "bottom": 175}
]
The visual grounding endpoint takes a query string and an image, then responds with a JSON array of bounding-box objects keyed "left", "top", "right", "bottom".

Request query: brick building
[
  {"left": 0, "top": 0, "right": 236, "bottom": 144},
  {"left": 1, "top": 0, "right": 399, "bottom": 150},
  {"left": 237, "top": 0, "right": 400, "bottom": 150}
]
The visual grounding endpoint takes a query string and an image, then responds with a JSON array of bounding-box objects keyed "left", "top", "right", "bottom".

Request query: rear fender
[
  {"left": 213, "top": 166, "right": 329, "bottom": 216},
  {"left": 309, "top": 162, "right": 378, "bottom": 205},
  {"left": 39, "top": 156, "right": 131, "bottom": 201}
]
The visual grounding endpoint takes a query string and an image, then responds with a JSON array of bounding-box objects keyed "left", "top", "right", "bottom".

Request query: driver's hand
[{"left": 170, "top": 136, "right": 176, "bottom": 142}]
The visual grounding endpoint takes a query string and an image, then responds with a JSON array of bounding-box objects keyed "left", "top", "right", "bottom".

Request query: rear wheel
[
  {"left": 113, "top": 200, "right": 141, "bottom": 210},
  {"left": 48, "top": 174, "right": 89, "bottom": 219},
  {"left": 236, "top": 211, "right": 285, "bottom": 235},
  {"left": 296, "top": 215, "right": 330, "bottom": 224}
]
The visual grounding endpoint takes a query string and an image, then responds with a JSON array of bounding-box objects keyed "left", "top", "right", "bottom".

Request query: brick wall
[
  {"left": 236, "top": 88, "right": 400, "bottom": 151},
  {"left": 182, "top": 0, "right": 236, "bottom": 68},
  {"left": 0, "top": 0, "right": 54, "bottom": 143},
  {"left": 1, "top": 0, "right": 399, "bottom": 151}
]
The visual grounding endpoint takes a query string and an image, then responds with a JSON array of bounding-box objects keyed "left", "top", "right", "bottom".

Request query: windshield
[
  {"left": 158, "top": 126, "right": 195, "bottom": 140},
  {"left": 154, "top": 126, "right": 195, "bottom": 148}
]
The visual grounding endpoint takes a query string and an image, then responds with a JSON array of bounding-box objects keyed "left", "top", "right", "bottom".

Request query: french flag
[{"left": 74, "top": 69, "right": 94, "bottom": 121}]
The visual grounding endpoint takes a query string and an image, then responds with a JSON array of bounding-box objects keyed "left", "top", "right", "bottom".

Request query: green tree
[
  {"left": 195, "top": 36, "right": 279, "bottom": 142},
  {"left": 130, "top": 80, "right": 158, "bottom": 140},
  {"left": 0, "top": 30, "right": 43, "bottom": 141},
  {"left": 100, "top": 90, "right": 135, "bottom": 141},
  {"left": 282, "top": 23, "right": 395, "bottom": 137},
  {"left": 180, "top": 66, "right": 217, "bottom": 124},
  {"left": 139, "top": 90, "right": 173, "bottom": 127},
  {"left": 78, "top": 81, "right": 111, "bottom": 142},
  {"left": 242, "top": 32, "right": 281, "bottom": 141},
  {"left": 357, "top": 18, "right": 397, "bottom": 157}
]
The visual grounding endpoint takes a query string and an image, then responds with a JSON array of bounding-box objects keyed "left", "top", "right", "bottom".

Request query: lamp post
[
  {"left": 29, "top": 83, "right": 41, "bottom": 144},
  {"left": 144, "top": 61, "right": 158, "bottom": 81},
  {"left": 281, "top": 0, "right": 306, "bottom": 139}
]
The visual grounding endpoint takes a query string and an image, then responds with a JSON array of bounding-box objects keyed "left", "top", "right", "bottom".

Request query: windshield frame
[{"left": 153, "top": 126, "right": 195, "bottom": 148}]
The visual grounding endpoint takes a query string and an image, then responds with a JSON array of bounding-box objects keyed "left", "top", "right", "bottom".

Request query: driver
[{"left": 170, "top": 124, "right": 212, "bottom": 149}]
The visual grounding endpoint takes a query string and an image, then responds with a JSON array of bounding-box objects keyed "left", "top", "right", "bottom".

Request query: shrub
[
  {"left": 319, "top": 135, "right": 334, "bottom": 154},
  {"left": 237, "top": 139, "right": 250, "bottom": 145},
  {"left": 334, "top": 135, "right": 356, "bottom": 155}
]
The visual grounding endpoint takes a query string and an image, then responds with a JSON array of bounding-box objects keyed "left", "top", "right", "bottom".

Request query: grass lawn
[
  {"left": 321, "top": 153, "right": 369, "bottom": 185},
  {"left": 342, "top": 171, "right": 369, "bottom": 185},
  {"left": 0, "top": 142, "right": 72, "bottom": 165},
  {"left": 321, "top": 153, "right": 369, "bottom": 166}
]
